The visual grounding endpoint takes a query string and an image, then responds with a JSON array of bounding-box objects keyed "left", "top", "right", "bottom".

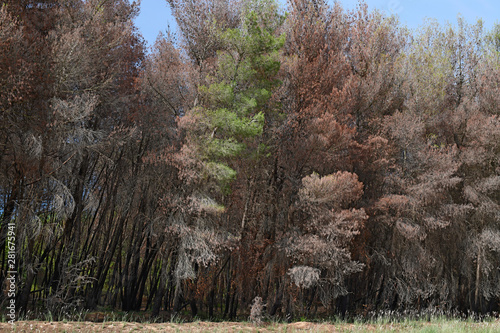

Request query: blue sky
[{"left": 134, "top": 0, "right": 499, "bottom": 48}]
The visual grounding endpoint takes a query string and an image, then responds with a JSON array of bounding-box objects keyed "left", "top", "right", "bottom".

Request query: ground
[{"left": 1, "top": 319, "right": 500, "bottom": 332}]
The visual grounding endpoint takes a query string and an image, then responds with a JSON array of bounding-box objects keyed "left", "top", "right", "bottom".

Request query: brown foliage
[{"left": 3, "top": 0, "right": 500, "bottom": 320}]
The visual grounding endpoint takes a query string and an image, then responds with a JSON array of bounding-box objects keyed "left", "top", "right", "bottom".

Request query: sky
[{"left": 134, "top": 0, "right": 499, "bottom": 48}]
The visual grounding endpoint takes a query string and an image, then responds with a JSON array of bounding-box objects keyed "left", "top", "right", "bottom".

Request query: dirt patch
[
  {"left": 2, "top": 320, "right": 500, "bottom": 332},
  {"left": 0, "top": 321, "right": 340, "bottom": 332}
]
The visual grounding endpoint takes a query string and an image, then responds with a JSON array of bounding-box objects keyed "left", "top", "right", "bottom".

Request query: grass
[
  {"left": 339, "top": 314, "right": 500, "bottom": 333},
  {"left": 1, "top": 315, "right": 499, "bottom": 332},
  {"left": 2, "top": 309, "right": 500, "bottom": 332}
]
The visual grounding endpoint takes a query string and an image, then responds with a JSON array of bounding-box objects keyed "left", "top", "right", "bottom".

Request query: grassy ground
[{"left": 1, "top": 318, "right": 500, "bottom": 332}]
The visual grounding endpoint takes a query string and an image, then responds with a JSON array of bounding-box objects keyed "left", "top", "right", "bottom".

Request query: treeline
[{"left": 1, "top": 0, "right": 500, "bottom": 320}]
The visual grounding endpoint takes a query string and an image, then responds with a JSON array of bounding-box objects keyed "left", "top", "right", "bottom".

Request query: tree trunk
[{"left": 474, "top": 247, "right": 482, "bottom": 311}]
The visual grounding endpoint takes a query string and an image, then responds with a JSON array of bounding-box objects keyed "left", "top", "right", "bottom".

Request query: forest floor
[{"left": 2, "top": 319, "right": 500, "bottom": 332}]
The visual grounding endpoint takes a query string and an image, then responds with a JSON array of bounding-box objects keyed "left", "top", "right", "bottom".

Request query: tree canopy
[{"left": 1, "top": 0, "right": 499, "bottom": 320}]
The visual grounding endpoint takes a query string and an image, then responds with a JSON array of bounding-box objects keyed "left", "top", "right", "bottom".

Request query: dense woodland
[{"left": 1, "top": 0, "right": 500, "bottom": 320}]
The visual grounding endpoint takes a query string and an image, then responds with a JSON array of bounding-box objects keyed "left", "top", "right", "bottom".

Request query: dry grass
[{"left": 1, "top": 319, "right": 500, "bottom": 333}]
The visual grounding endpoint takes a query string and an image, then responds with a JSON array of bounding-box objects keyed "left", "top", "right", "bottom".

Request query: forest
[{"left": 1, "top": 0, "right": 500, "bottom": 321}]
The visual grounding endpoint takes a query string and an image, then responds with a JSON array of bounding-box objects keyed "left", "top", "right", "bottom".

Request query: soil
[
  {"left": 1, "top": 321, "right": 342, "bottom": 332},
  {"left": 2, "top": 319, "right": 499, "bottom": 332}
]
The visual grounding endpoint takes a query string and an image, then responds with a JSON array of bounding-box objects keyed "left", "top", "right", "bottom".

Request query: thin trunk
[
  {"left": 152, "top": 256, "right": 169, "bottom": 317},
  {"left": 173, "top": 277, "right": 182, "bottom": 313},
  {"left": 474, "top": 247, "right": 481, "bottom": 310}
]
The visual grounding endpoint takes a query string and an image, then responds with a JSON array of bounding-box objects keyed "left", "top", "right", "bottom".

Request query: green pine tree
[{"left": 188, "top": 0, "right": 285, "bottom": 197}]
